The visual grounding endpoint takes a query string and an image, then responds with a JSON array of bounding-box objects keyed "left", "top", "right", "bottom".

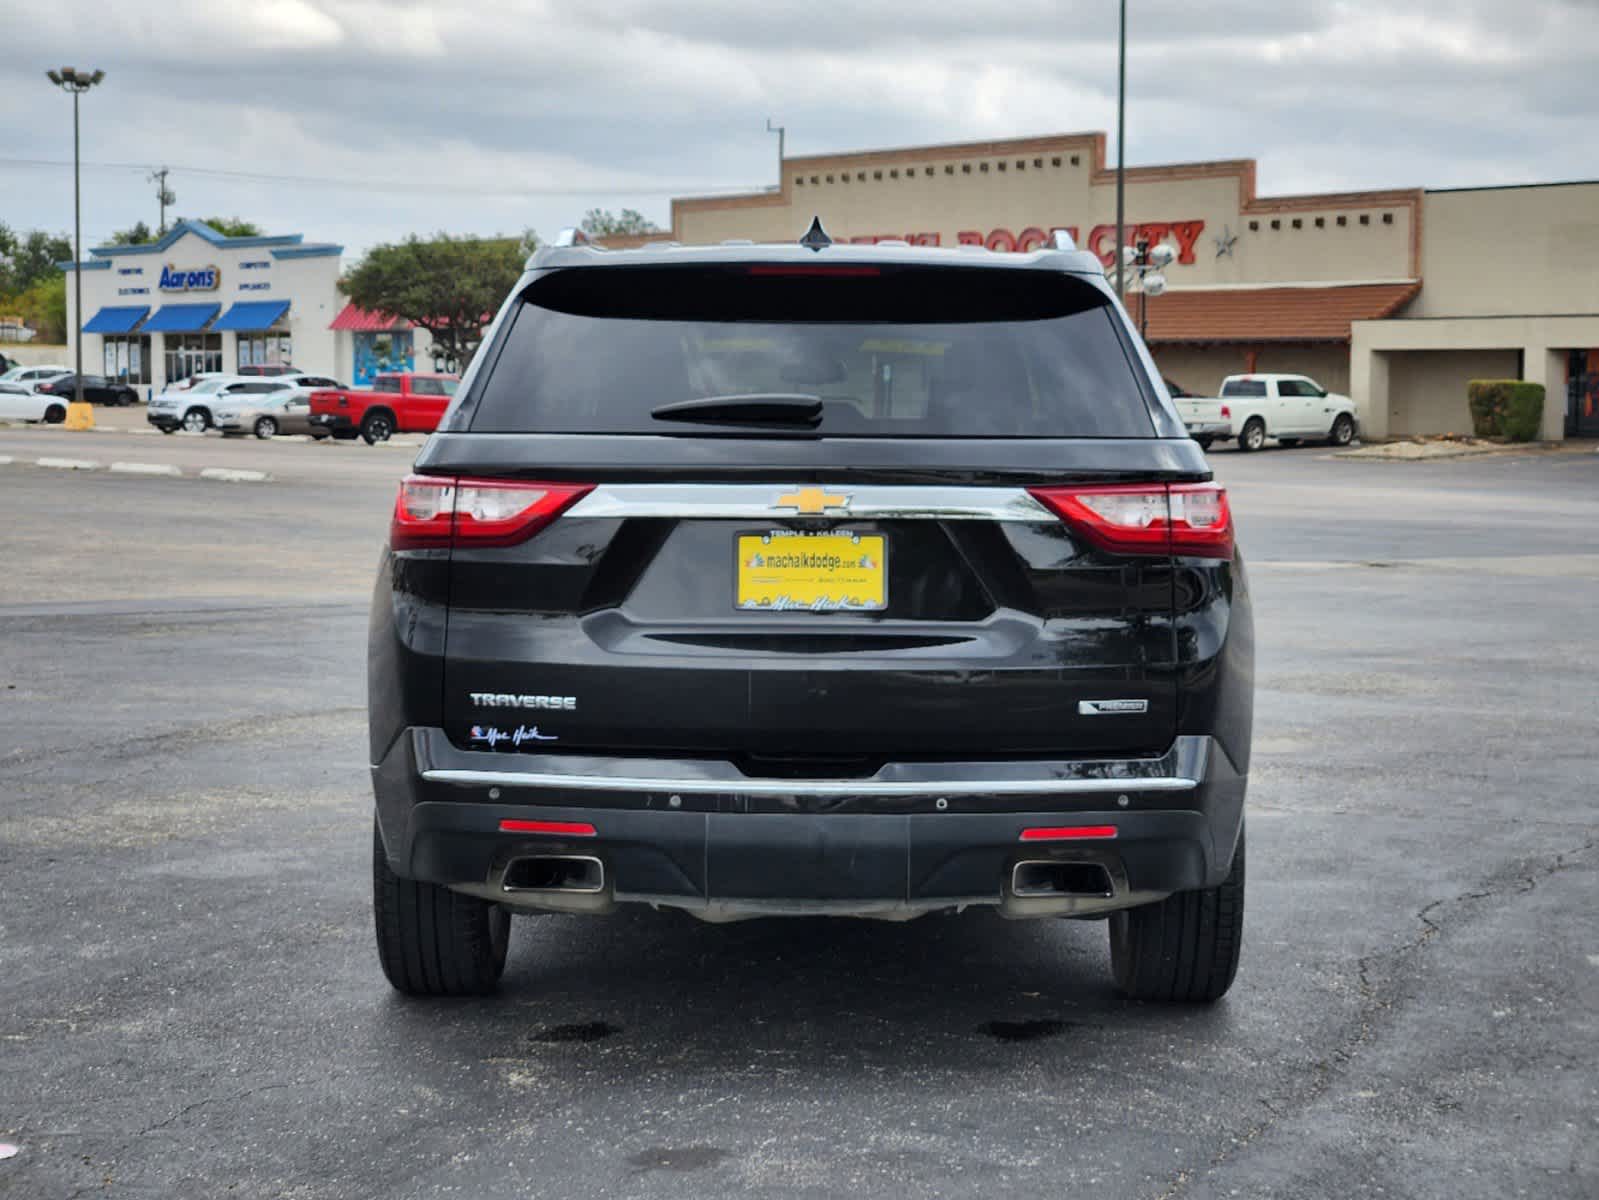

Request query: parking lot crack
[
  {"left": 135, "top": 1082, "right": 293, "bottom": 1138},
  {"left": 1151, "top": 834, "right": 1596, "bottom": 1200}
]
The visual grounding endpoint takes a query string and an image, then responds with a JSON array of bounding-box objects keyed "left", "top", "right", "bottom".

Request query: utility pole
[
  {"left": 46, "top": 66, "right": 104, "bottom": 431},
  {"left": 1114, "top": 0, "right": 1127, "bottom": 299},
  {"left": 766, "top": 118, "right": 785, "bottom": 190},
  {"left": 149, "top": 166, "right": 174, "bottom": 235}
]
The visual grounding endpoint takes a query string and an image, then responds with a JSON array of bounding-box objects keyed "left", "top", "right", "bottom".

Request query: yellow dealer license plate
[{"left": 736, "top": 531, "right": 887, "bottom": 613}]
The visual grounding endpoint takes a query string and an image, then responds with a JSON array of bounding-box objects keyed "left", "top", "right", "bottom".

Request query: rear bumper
[
  {"left": 1184, "top": 420, "right": 1232, "bottom": 438},
  {"left": 309, "top": 412, "right": 355, "bottom": 431},
  {"left": 372, "top": 729, "right": 1247, "bottom": 920}
]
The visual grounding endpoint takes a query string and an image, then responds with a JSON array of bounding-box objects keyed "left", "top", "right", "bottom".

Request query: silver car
[{"left": 214, "top": 374, "right": 346, "bottom": 438}]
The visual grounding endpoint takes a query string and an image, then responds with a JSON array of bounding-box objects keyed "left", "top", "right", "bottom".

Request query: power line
[{"left": 0, "top": 156, "right": 758, "bottom": 198}]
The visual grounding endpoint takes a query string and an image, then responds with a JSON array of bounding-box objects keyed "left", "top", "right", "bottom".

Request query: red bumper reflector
[
  {"left": 498, "top": 819, "right": 597, "bottom": 837},
  {"left": 1019, "top": 825, "right": 1118, "bottom": 842}
]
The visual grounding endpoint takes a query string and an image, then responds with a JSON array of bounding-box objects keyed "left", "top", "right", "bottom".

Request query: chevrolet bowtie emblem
[{"left": 776, "top": 486, "right": 850, "bottom": 515}]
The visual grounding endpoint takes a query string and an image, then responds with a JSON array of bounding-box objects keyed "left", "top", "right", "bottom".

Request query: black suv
[{"left": 369, "top": 225, "right": 1252, "bottom": 1002}]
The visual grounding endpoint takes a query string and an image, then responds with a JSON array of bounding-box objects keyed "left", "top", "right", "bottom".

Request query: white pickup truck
[{"left": 1174, "top": 374, "right": 1359, "bottom": 452}]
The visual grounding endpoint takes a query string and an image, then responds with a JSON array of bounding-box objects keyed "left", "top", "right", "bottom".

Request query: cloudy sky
[{"left": 5, "top": 0, "right": 1596, "bottom": 261}]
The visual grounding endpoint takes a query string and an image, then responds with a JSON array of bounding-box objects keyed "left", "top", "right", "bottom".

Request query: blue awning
[
  {"left": 143, "top": 303, "right": 221, "bottom": 333},
  {"left": 81, "top": 305, "right": 150, "bottom": 334},
  {"left": 212, "top": 300, "right": 290, "bottom": 332}
]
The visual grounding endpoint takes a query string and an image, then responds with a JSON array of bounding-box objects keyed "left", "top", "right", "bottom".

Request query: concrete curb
[
  {"left": 111, "top": 462, "right": 183, "bottom": 477},
  {"left": 36, "top": 457, "right": 101, "bottom": 471},
  {"left": 199, "top": 467, "right": 271, "bottom": 483}
]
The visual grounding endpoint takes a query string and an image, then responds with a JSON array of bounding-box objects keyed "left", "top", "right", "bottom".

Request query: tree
[
  {"left": 580, "top": 208, "right": 660, "bottom": 237},
  {"left": 0, "top": 225, "right": 73, "bottom": 294},
  {"left": 107, "top": 216, "right": 262, "bottom": 245},
  {"left": 11, "top": 275, "right": 67, "bottom": 343},
  {"left": 342, "top": 234, "right": 524, "bottom": 368},
  {"left": 197, "top": 216, "right": 262, "bottom": 238},
  {"left": 108, "top": 221, "right": 156, "bottom": 246}
]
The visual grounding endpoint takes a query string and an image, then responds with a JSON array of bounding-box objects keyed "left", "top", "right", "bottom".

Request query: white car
[
  {"left": 1174, "top": 374, "right": 1359, "bottom": 452},
  {"left": 0, "top": 364, "right": 72, "bottom": 392},
  {"left": 148, "top": 375, "right": 255, "bottom": 433},
  {"left": 0, "top": 380, "right": 68, "bottom": 423}
]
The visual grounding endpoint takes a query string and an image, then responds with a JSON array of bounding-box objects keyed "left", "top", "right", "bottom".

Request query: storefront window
[
  {"left": 164, "top": 333, "right": 223, "bottom": 384},
  {"left": 353, "top": 330, "right": 414, "bottom": 385},
  {"left": 102, "top": 335, "right": 153, "bottom": 385},
  {"left": 237, "top": 332, "right": 293, "bottom": 368}
]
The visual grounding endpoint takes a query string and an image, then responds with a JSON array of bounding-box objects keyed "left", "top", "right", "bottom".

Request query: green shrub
[{"left": 1466, "top": 380, "right": 1545, "bottom": 442}]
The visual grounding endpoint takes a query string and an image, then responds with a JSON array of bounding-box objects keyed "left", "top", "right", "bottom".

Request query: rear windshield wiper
[{"left": 650, "top": 394, "right": 823, "bottom": 427}]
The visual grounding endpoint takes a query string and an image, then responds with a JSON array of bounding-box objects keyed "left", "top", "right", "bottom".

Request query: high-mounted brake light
[
  {"left": 390, "top": 476, "right": 593, "bottom": 551},
  {"left": 1027, "top": 482, "right": 1233, "bottom": 559},
  {"left": 746, "top": 265, "right": 882, "bottom": 277}
]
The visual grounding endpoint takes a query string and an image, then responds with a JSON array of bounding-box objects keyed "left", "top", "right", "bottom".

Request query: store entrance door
[{"left": 1569, "top": 350, "right": 1599, "bottom": 438}]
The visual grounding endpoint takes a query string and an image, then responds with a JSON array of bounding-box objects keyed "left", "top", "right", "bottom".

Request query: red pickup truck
[{"left": 307, "top": 372, "right": 460, "bottom": 444}]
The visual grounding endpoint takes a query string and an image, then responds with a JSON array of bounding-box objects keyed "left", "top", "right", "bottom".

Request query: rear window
[
  {"left": 410, "top": 377, "right": 458, "bottom": 397},
  {"left": 466, "top": 265, "right": 1156, "bottom": 437},
  {"left": 1221, "top": 379, "right": 1267, "bottom": 398}
]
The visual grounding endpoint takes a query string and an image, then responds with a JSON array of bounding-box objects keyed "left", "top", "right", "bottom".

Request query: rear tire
[
  {"left": 373, "top": 820, "right": 510, "bottom": 996},
  {"left": 1330, "top": 413, "right": 1355, "bottom": 446},
  {"left": 1238, "top": 418, "right": 1266, "bottom": 452},
  {"left": 44, "top": 404, "right": 66, "bottom": 424},
  {"left": 1109, "top": 825, "right": 1245, "bottom": 1002},
  {"left": 361, "top": 411, "right": 394, "bottom": 445}
]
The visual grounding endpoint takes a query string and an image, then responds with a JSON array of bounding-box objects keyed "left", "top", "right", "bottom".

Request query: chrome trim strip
[
  {"left": 422, "top": 768, "right": 1197, "bottom": 797},
  {"left": 564, "top": 483, "right": 1054, "bottom": 523}
]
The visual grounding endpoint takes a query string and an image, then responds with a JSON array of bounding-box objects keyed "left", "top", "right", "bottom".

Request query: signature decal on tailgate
[{"left": 471, "top": 724, "right": 559, "bottom": 748}]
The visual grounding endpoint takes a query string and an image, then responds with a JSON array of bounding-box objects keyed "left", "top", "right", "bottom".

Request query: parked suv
[{"left": 368, "top": 227, "right": 1253, "bottom": 1002}]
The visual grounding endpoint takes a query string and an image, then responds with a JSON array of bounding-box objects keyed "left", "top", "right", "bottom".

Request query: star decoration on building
[{"left": 1214, "top": 226, "right": 1238, "bottom": 258}]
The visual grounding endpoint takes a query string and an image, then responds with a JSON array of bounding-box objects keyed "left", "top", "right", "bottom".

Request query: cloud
[{"left": 3, "top": 0, "right": 1595, "bottom": 257}]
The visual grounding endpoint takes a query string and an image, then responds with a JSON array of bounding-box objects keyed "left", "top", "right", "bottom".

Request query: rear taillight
[
  {"left": 1027, "top": 482, "right": 1234, "bottom": 559},
  {"left": 1220, "top": 405, "right": 1231, "bottom": 419},
  {"left": 390, "top": 476, "right": 592, "bottom": 551}
]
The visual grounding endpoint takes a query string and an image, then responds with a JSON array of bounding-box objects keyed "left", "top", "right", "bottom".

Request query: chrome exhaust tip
[
  {"left": 1010, "top": 860, "right": 1116, "bottom": 899},
  {"left": 502, "top": 854, "right": 605, "bottom": 895}
]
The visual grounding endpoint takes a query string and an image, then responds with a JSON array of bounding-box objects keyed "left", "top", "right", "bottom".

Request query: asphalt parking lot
[{"left": 1, "top": 425, "right": 1595, "bottom": 1199}]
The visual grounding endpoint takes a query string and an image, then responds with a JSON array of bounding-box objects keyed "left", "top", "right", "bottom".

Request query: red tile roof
[
  {"left": 1138, "top": 282, "right": 1420, "bottom": 344},
  {"left": 328, "top": 303, "right": 410, "bottom": 332}
]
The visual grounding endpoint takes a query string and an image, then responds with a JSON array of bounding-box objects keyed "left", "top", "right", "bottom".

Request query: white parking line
[
  {"left": 110, "top": 462, "right": 183, "bottom": 477},
  {"left": 198, "top": 467, "right": 271, "bottom": 483},
  {"left": 0, "top": 455, "right": 14, "bottom": 466},
  {"left": 36, "top": 457, "right": 101, "bottom": 471}
]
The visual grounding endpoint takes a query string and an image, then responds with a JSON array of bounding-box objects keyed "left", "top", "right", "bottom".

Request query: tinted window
[
  {"left": 373, "top": 375, "right": 402, "bottom": 392},
  {"left": 469, "top": 265, "right": 1154, "bottom": 437},
  {"left": 410, "top": 378, "right": 458, "bottom": 397},
  {"left": 1221, "top": 379, "right": 1267, "bottom": 398}
]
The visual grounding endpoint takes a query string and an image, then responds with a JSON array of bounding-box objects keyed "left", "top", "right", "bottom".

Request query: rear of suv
[{"left": 368, "top": 226, "right": 1253, "bottom": 1002}]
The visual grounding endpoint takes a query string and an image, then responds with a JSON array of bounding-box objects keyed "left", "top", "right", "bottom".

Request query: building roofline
[
  {"left": 85, "top": 219, "right": 306, "bottom": 259},
  {"left": 1425, "top": 178, "right": 1599, "bottom": 195}
]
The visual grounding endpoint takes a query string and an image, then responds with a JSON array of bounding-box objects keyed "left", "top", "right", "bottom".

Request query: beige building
[{"left": 614, "top": 132, "right": 1599, "bottom": 441}]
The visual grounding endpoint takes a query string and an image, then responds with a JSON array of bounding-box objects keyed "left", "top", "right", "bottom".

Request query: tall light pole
[
  {"left": 1114, "top": 0, "right": 1127, "bottom": 299},
  {"left": 766, "top": 118, "right": 785, "bottom": 190},
  {"left": 46, "top": 66, "right": 104, "bottom": 431}
]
